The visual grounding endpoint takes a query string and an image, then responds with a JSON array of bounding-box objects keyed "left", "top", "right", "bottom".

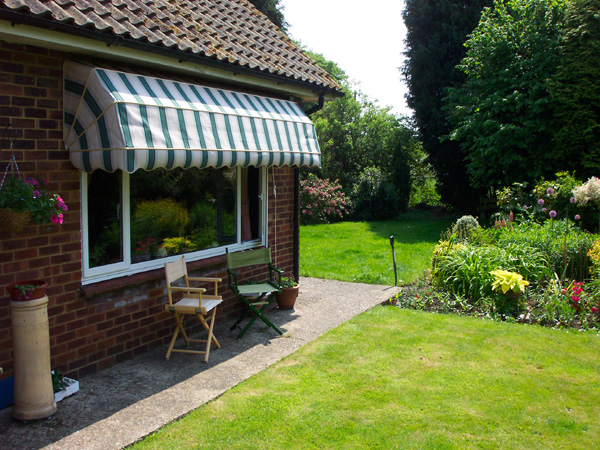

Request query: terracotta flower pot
[
  {"left": 6, "top": 280, "right": 48, "bottom": 301},
  {"left": 276, "top": 285, "right": 299, "bottom": 310}
]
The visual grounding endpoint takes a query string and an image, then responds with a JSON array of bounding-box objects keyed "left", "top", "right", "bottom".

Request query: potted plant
[
  {"left": 6, "top": 280, "right": 48, "bottom": 301},
  {"left": 490, "top": 269, "right": 529, "bottom": 296},
  {"left": 276, "top": 276, "right": 299, "bottom": 310},
  {"left": 0, "top": 175, "right": 68, "bottom": 232}
]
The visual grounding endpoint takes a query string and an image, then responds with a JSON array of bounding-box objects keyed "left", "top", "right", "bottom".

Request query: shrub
[
  {"left": 300, "top": 174, "right": 350, "bottom": 225},
  {"left": 588, "top": 238, "right": 600, "bottom": 278},
  {"left": 431, "top": 242, "right": 550, "bottom": 303},
  {"left": 494, "top": 220, "right": 594, "bottom": 281},
  {"left": 495, "top": 172, "right": 582, "bottom": 224},
  {"left": 132, "top": 198, "right": 189, "bottom": 242},
  {"left": 452, "top": 215, "right": 479, "bottom": 241},
  {"left": 162, "top": 236, "right": 194, "bottom": 255},
  {"left": 350, "top": 167, "right": 398, "bottom": 221},
  {"left": 527, "top": 275, "right": 600, "bottom": 330}
]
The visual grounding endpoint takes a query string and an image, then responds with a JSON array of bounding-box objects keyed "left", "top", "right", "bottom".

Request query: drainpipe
[{"left": 293, "top": 92, "right": 326, "bottom": 281}]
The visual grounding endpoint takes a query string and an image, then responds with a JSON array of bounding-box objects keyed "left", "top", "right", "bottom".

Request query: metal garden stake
[{"left": 390, "top": 235, "right": 398, "bottom": 287}]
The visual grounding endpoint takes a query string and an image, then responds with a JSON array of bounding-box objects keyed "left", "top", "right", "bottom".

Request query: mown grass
[
  {"left": 300, "top": 216, "right": 452, "bottom": 285},
  {"left": 133, "top": 307, "right": 600, "bottom": 450}
]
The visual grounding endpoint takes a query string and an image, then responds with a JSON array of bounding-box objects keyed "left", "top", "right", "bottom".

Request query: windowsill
[{"left": 78, "top": 253, "right": 228, "bottom": 298}]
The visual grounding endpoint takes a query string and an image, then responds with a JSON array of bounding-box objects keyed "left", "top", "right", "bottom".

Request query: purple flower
[
  {"left": 547, "top": 188, "right": 554, "bottom": 195},
  {"left": 50, "top": 214, "right": 59, "bottom": 223},
  {"left": 575, "top": 214, "right": 581, "bottom": 221},
  {"left": 570, "top": 197, "right": 577, "bottom": 204},
  {"left": 542, "top": 208, "right": 547, "bottom": 213},
  {"left": 549, "top": 210, "right": 557, "bottom": 218},
  {"left": 538, "top": 199, "right": 544, "bottom": 205}
]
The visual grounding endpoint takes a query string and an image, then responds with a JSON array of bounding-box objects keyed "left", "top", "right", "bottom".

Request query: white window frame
[{"left": 81, "top": 166, "right": 268, "bottom": 285}]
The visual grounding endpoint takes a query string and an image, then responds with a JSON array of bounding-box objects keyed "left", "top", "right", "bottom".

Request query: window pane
[
  {"left": 129, "top": 167, "right": 237, "bottom": 261},
  {"left": 88, "top": 171, "right": 123, "bottom": 268}
]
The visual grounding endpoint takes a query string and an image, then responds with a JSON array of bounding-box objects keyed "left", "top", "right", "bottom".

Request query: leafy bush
[
  {"left": 452, "top": 215, "right": 480, "bottom": 241},
  {"left": 431, "top": 241, "right": 550, "bottom": 303},
  {"left": 132, "top": 199, "right": 189, "bottom": 242},
  {"left": 527, "top": 276, "right": 600, "bottom": 329},
  {"left": 300, "top": 174, "right": 350, "bottom": 225},
  {"left": 350, "top": 167, "right": 398, "bottom": 221},
  {"left": 162, "top": 237, "right": 194, "bottom": 255},
  {"left": 495, "top": 172, "right": 582, "bottom": 224},
  {"left": 493, "top": 220, "right": 594, "bottom": 281},
  {"left": 588, "top": 238, "right": 600, "bottom": 279}
]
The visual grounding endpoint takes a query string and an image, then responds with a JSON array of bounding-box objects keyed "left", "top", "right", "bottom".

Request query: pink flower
[
  {"left": 546, "top": 188, "right": 554, "bottom": 195},
  {"left": 50, "top": 214, "right": 59, "bottom": 223},
  {"left": 549, "top": 210, "right": 557, "bottom": 218},
  {"left": 538, "top": 199, "right": 544, "bottom": 205},
  {"left": 542, "top": 208, "right": 547, "bottom": 213},
  {"left": 570, "top": 196, "right": 577, "bottom": 204},
  {"left": 575, "top": 214, "right": 581, "bottom": 221},
  {"left": 591, "top": 307, "right": 598, "bottom": 314},
  {"left": 58, "top": 213, "right": 63, "bottom": 224},
  {"left": 572, "top": 296, "right": 580, "bottom": 303}
]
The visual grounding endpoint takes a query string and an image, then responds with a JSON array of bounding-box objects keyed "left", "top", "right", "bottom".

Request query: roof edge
[{"left": 0, "top": 10, "right": 343, "bottom": 101}]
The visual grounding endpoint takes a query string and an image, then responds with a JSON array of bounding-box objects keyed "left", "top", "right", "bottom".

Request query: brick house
[{"left": 0, "top": 0, "right": 340, "bottom": 391}]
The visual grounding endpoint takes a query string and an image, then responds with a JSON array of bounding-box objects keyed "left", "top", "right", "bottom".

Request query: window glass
[
  {"left": 84, "top": 166, "right": 263, "bottom": 279},
  {"left": 129, "top": 167, "right": 237, "bottom": 262},
  {"left": 87, "top": 171, "right": 123, "bottom": 268}
]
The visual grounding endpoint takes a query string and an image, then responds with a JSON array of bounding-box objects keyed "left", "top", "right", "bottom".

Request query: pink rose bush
[{"left": 300, "top": 174, "right": 350, "bottom": 225}]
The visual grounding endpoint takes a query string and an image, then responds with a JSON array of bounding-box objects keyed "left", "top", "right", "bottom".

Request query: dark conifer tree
[{"left": 401, "top": 0, "right": 492, "bottom": 210}]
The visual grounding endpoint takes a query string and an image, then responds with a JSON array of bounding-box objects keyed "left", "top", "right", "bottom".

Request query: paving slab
[{"left": 0, "top": 277, "right": 398, "bottom": 450}]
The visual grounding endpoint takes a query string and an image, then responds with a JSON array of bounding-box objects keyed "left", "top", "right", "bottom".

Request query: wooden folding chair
[
  {"left": 227, "top": 247, "right": 283, "bottom": 339},
  {"left": 164, "top": 256, "right": 223, "bottom": 362}
]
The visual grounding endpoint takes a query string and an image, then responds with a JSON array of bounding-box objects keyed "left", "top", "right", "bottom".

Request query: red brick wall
[{"left": 0, "top": 41, "right": 297, "bottom": 380}]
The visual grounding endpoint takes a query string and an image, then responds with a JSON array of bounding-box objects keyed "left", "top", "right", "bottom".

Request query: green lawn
[
  {"left": 133, "top": 307, "right": 600, "bottom": 450},
  {"left": 300, "top": 217, "right": 452, "bottom": 285}
]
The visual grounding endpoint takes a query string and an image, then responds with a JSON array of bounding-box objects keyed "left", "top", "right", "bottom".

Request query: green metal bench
[{"left": 227, "top": 247, "right": 283, "bottom": 339}]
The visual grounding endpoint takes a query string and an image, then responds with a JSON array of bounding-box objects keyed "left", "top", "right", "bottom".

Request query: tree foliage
[
  {"left": 247, "top": 0, "right": 288, "bottom": 31},
  {"left": 549, "top": 0, "right": 600, "bottom": 177},
  {"left": 310, "top": 88, "right": 419, "bottom": 215},
  {"left": 402, "top": 0, "right": 493, "bottom": 210},
  {"left": 444, "top": 0, "right": 567, "bottom": 190},
  {"left": 299, "top": 48, "right": 422, "bottom": 217}
]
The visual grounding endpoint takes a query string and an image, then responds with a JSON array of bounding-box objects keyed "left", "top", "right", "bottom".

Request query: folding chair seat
[
  {"left": 164, "top": 256, "right": 223, "bottom": 362},
  {"left": 227, "top": 247, "right": 284, "bottom": 339}
]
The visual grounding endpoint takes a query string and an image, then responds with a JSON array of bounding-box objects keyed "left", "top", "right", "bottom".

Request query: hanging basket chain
[{"left": 0, "top": 124, "right": 22, "bottom": 192}]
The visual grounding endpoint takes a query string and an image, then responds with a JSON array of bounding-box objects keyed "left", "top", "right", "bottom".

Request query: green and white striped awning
[{"left": 63, "top": 61, "right": 321, "bottom": 173}]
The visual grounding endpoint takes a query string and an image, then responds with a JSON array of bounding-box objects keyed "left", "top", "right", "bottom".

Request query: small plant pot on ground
[{"left": 276, "top": 285, "right": 299, "bottom": 310}]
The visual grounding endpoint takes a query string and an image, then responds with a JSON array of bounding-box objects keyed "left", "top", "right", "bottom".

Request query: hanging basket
[{"left": 0, "top": 208, "right": 31, "bottom": 232}]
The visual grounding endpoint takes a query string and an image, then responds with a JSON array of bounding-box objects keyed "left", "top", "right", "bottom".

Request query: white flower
[{"left": 573, "top": 176, "right": 600, "bottom": 205}]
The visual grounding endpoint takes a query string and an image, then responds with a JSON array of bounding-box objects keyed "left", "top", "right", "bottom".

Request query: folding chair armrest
[
  {"left": 169, "top": 286, "right": 206, "bottom": 294},
  {"left": 269, "top": 264, "right": 283, "bottom": 286},
  {"left": 188, "top": 277, "right": 222, "bottom": 282},
  {"left": 188, "top": 277, "right": 222, "bottom": 295}
]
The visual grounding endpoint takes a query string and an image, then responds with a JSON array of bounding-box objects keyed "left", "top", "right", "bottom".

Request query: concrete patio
[{"left": 0, "top": 277, "right": 398, "bottom": 450}]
